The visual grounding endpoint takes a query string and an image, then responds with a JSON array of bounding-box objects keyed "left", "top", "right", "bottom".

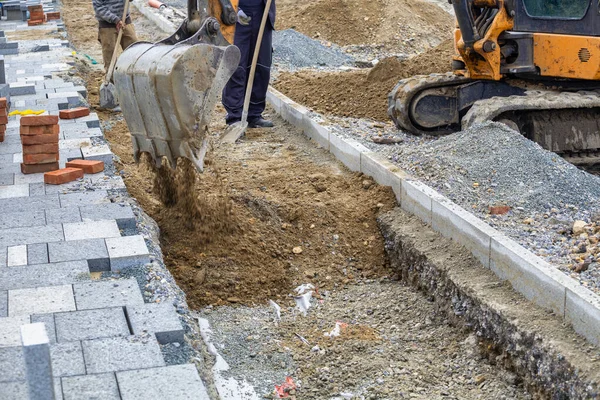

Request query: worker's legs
[
  {"left": 120, "top": 24, "right": 138, "bottom": 51},
  {"left": 98, "top": 27, "right": 118, "bottom": 71},
  {"left": 222, "top": 20, "right": 254, "bottom": 124},
  {"left": 247, "top": 22, "right": 272, "bottom": 122}
]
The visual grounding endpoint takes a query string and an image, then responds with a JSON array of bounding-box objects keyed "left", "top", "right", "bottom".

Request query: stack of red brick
[
  {"left": 28, "top": 5, "right": 45, "bottom": 26},
  {"left": 0, "top": 98, "right": 8, "bottom": 143},
  {"left": 20, "top": 115, "right": 60, "bottom": 174}
]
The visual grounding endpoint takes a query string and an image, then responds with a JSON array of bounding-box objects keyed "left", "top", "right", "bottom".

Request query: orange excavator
[{"left": 388, "top": 0, "right": 600, "bottom": 167}]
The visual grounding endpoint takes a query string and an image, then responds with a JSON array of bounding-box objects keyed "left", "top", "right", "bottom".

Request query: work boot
[{"left": 248, "top": 118, "right": 274, "bottom": 128}]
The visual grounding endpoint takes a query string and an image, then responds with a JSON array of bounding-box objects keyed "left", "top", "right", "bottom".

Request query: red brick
[
  {"left": 489, "top": 205, "right": 512, "bottom": 215},
  {"left": 0, "top": 125, "right": 6, "bottom": 133},
  {"left": 23, "top": 143, "right": 59, "bottom": 155},
  {"left": 0, "top": 98, "right": 7, "bottom": 108},
  {"left": 23, "top": 153, "right": 59, "bottom": 165},
  {"left": 20, "top": 115, "right": 59, "bottom": 126},
  {"left": 20, "top": 132, "right": 60, "bottom": 145},
  {"left": 28, "top": 5, "right": 43, "bottom": 11},
  {"left": 66, "top": 159, "right": 104, "bottom": 174},
  {"left": 20, "top": 124, "right": 60, "bottom": 136},
  {"left": 27, "top": 20, "right": 44, "bottom": 26},
  {"left": 44, "top": 168, "right": 84, "bottom": 185},
  {"left": 0, "top": 116, "right": 8, "bottom": 125},
  {"left": 46, "top": 12, "right": 61, "bottom": 20},
  {"left": 0, "top": 133, "right": 5, "bottom": 143},
  {"left": 30, "top": 11, "right": 44, "bottom": 19},
  {"left": 59, "top": 107, "right": 90, "bottom": 120},
  {"left": 21, "top": 162, "right": 59, "bottom": 174},
  {"left": 0, "top": 109, "right": 7, "bottom": 118}
]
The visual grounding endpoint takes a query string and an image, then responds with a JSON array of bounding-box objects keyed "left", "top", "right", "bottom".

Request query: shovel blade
[
  {"left": 221, "top": 121, "right": 248, "bottom": 144},
  {"left": 99, "top": 82, "right": 119, "bottom": 109}
]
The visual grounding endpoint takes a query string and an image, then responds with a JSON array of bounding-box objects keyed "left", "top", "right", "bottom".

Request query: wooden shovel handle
[{"left": 105, "top": 0, "right": 130, "bottom": 83}]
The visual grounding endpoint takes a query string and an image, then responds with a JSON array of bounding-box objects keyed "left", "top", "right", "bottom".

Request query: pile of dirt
[
  {"left": 274, "top": 39, "right": 454, "bottom": 121},
  {"left": 276, "top": 0, "right": 453, "bottom": 54}
]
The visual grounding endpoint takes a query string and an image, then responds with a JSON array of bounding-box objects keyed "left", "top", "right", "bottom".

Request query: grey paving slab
[
  {"left": 21, "top": 322, "right": 54, "bottom": 400},
  {"left": 0, "top": 210, "right": 45, "bottom": 230},
  {"left": 48, "top": 238, "right": 109, "bottom": 272},
  {"left": 27, "top": 243, "right": 49, "bottom": 265},
  {"left": 54, "top": 378, "right": 64, "bottom": 400},
  {"left": 63, "top": 127, "right": 103, "bottom": 140},
  {"left": 0, "top": 315, "right": 29, "bottom": 348},
  {"left": 63, "top": 219, "right": 120, "bottom": 241},
  {"left": 50, "top": 341, "right": 86, "bottom": 377},
  {"left": 0, "top": 381, "right": 28, "bottom": 399},
  {"left": 79, "top": 203, "right": 136, "bottom": 229},
  {"left": 55, "top": 307, "right": 130, "bottom": 342},
  {"left": 82, "top": 336, "right": 165, "bottom": 374},
  {"left": 8, "top": 285, "right": 76, "bottom": 316},
  {"left": 0, "top": 223, "right": 64, "bottom": 247},
  {"left": 0, "top": 290, "right": 7, "bottom": 317},
  {"left": 0, "top": 194, "right": 60, "bottom": 213},
  {"left": 59, "top": 190, "right": 110, "bottom": 208},
  {"left": 0, "top": 260, "right": 90, "bottom": 291},
  {"left": 73, "top": 278, "right": 144, "bottom": 310},
  {"left": 14, "top": 172, "right": 45, "bottom": 185},
  {"left": 29, "top": 182, "right": 46, "bottom": 196},
  {"left": 117, "top": 364, "right": 209, "bottom": 400},
  {"left": 82, "top": 144, "right": 113, "bottom": 165},
  {"left": 45, "top": 207, "right": 81, "bottom": 224},
  {"left": 0, "top": 162, "right": 22, "bottom": 174},
  {"left": 7, "top": 244, "right": 27, "bottom": 266},
  {"left": 61, "top": 373, "right": 120, "bottom": 400},
  {"left": 106, "top": 235, "right": 150, "bottom": 271},
  {"left": 0, "top": 347, "right": 26, "bottom": 382},
  {"left": 127, "top": 303, "right": 184, "bottom": 344},
  {"left": 31, "top": 313, "right": 57, "bottom": 344},
  {"left": 0, "top": 143, "right": 22, "bottom": 155}
]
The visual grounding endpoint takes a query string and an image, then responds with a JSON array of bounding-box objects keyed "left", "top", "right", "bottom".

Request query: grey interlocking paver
[
  {"left": 82, "top": 144, "right": 113, "bottom": 165},
  {"left": 0, "top": 290, "right": 7, "bottom": 317},
  {"left": 63, "top": 220, "right": 120, "bottom": 241},
  {"left": 0, "top": 347, "right": 26, "bottom": 382},
  {"left": 54, "top": 378, "right": 64, "bottom": 400},
  {"left": 73, "top": 278, "right": 144, "bottom": 310},
  {"left": 14, "top": 172, "right": 45, "bottom": 184},
  {"left": 63, "top": 127, "right": 103, "bottom": 140},
  {"left": 82, "top": 336, "right": 165, "bottom": 374},
  {"left": 45, "top": 207, "right": 81, "bottom": 224},
  {"left": 0, "top": 194, "right": 60, "bottom": 213},
  {"left": 59, "top": 190, "right": 110, "bottom": 208},
  {"left": 27, "top": 243, "right": 49, "bottom": 265},
  {"left": 0, "top": 173, "right": 13, "bottom": 186},
  {"left": 31, "top": 313, "right": 57, "bottom": 344},
  {"left": 0, "top": 210, "right": 45, "bottom": 229},
  {"left": 79, "top": 203, "right": 136, "bottom": 229},
  {"left": 0, "top": 260, "right": 90, "bottom": 291},
  {"left": 0, "top": 223, "right": 64, "bottom": 247},
  {"left": 21, "top": 322, "right": 54, "bottom": 400},
  {"left": 0, "top": 183, "right": 28, "bottom": 199},
  {"left": 55, "top": 307, "right": 130, "bottom": 342},
  {"left": 50, "top": 341, "right": 86, "bottom": 377},
  {"left": 127, "top": 303, "right": 184, "bottom": 344},
  {"left": 7, "top": 244, "right": 27, "bottom": 266},
  {"left": 0, "top": 315, "right": 29, "bottom": 347},
  {"left": 61, "top": 373, "right": 120, "bottom": 400},
  {"left": 29, "top": 182, "right": 45, "bottom": 196},
  {"left": 0, "top": 381, "right": 28, "bottom": 399},
  {"left": 8, "top": 285, "right": 76, "bottom": 316},
  {"left": 49, "top": 238, "right": 109, "bottom": 271},
  {"left": 117, "top": 364, "right": 209, "bottom": 400},
  {"left": 106, "top": 235, "right": 150, "bottom": 271}
]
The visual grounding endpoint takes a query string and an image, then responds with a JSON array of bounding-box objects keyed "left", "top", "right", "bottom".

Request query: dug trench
[{"left": 61, "top": 3, "right": 600, "bottom": 399}]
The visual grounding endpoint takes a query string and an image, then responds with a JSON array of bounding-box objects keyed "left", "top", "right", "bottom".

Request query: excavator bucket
[{"left": 113, "top": 16, "right": 241, "bottom": 172}]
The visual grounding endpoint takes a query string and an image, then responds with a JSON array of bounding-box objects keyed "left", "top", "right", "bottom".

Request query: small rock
[
  {"left": 293, "top": 246, "right": 303, "bottom": 254},
  {"left": 362, "top": 180, "right": 373, "bottom": 190},
  {"left": 489, "top": 205, "right": 511, "bottom": 215},
  {"left": 573, "top": 220, "right": 587, "bottom": 235}
]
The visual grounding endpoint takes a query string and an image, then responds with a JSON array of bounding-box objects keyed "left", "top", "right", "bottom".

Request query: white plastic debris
[
  {"left": 293, "top": 283, "right": 315, "bottom": 316},
  {"left": 269, "top": 300, "right": 281, "bottom": 321},
  {"left": 324, "top": 321, "right": 348, "bottom": 338}
]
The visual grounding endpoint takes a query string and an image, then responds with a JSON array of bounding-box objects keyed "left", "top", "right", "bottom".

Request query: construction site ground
[{"left": 59, "top": 0, "right": 600, "bottom": 398}]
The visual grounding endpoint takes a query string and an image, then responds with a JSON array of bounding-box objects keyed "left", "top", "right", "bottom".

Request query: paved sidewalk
[{"left": 0, "top": 7, "right": 209, "bottom": 400}]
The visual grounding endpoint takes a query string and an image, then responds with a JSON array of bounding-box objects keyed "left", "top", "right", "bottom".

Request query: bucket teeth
[{"left": 113, "top": 41, "right": 240, "bottom": 172}]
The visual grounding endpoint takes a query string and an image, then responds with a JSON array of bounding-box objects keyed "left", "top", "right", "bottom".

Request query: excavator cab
[{"left": 113, "top": 0, "right": 241, "bottom": 172}]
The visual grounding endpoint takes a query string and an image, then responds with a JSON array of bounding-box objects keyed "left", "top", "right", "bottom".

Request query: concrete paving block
[
  {"left": 0, "top": 260, "right": 90, "bottom": 291},
  {"left": 9, "top": 82, "right": 34, "bottom": 96},
  {"left": 63, "top": 219, "right": 121, "bottom": 241},
  {"left": 73, "top": 278, "right": 144, "bottom": 310},
  {"left": 31, "top": 313, "right": 56, "bottom": 344},
  {"left": 0, "top": 381, "right": 29, "bottom": 399},
  {"left": 79, "top": 203, "right": 136, "bottom": 230},
  {"left": 50, "top": 341, "right": 86, "bottom": 377},
  {"left": 54, "top": 378, "right": 63, "bottom": 400},
  {"left": 14, "top": 172, "right": 45, "bottom": 184},
  {"left": 360, "top": 152, "right": 405, "bottom": 202},
  {"left": 60, "top": 148, "right": 83, "bottom": 162},
  {"left": 82, "top": 144, "right": 113, "bottom": 165},
  {"left": 59, "top": 138, "right": 91, "bottom": 150},
  {"left": 490, "top": 234, "right": 570, "bottom": 317},
  {"left": 8, "top": 284, "right": 76, "bottom": 316},
  {"left": 83, "top": 336, "right": 165, "bottom": 374},
  {"left": 329, "top": 134, "right": 368, "bottom": 172},
  {"left": 0, "top": 291, "right": 6, "bottom": 317},
  {"left": 58, "top": 190, "right": 109, "bottom": 207},
  {"left": 29, "top": 182, "right": 45, "bottom": 196},
  {"left": 55, "top": 307, "right": 130, "bottom": 342},
  {"left": 0, "top": 143, "right": 25, "bottom": 156},
  {"left": 55, "top": 85, "right": 86, "bottom": 98},
  {"left": 45, "top": 207, "right": 81, "bottom": 224},
  {"left": 28, "top": 243, "right": 49, "bottom": 265},
  {"left": 21, "top": 322, "right": 54, "bottom": 400},
  {"left": 0, "top": 223, "right": 64, "bottom": 247},
  {"left": 106, "top": 235, "right": 150, "bottom": 271},
  {"left": 431, "top": 197, "right": 497, "bottom": 268},
  {"left": 62, "top": 127, "right": 103, "bottom": 140},
  {"left": 44, "top": 80, "right": 73, "bottom": 89},
  {"left": 7, "top": 244, "right": 27, "bottom": 266},
  {"left": 47, "top": 91, "right": 78, "bottom": 99},
  {"left": 61, "top": 373, "right": 121, "bottom": 400},
  {"left": 0, "top": 315, "right": 30, "bottom": 347},
  {"left": 565, "top": 286, "right": 600, "bottom": 346},
  {"left": 280, "top": 98, "right": 308, "bottom": 128},
  {"left": 0, "top": 193, "right": 60, "bottom": 213},
  {"left": 0, "top": 162, "right": 22, "bottom": 174},
  {"left": 117, "top": 364, "right": 209, "bottom": 400},
  {"left": 127, "top": 303, "right": 184, "bottom": 344},
  {"left": 49, "top": 238, "right": 109, "bottom": 272},
  {"left": 0, "top": 173, "right": 14, "bottom": 186},
  {"left": 80, "top": 114, "right": 100, "bottom": 128},
  {"left": 302, "top": 116, "right": 329, "bottom": 150},
  {"left": 400, "top": 180, "right": 439, "bottom": 225},
  {"left": 0, "top": 347, "right": 27, "bottom": 381}
]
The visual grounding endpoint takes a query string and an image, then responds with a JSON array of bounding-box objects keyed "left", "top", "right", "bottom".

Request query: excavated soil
[
  {"left": 276, "top": 0, "right": 453, "bottom": 54},
  {"left": 275, "top": 39, "right": 455, "bottom": 121}
]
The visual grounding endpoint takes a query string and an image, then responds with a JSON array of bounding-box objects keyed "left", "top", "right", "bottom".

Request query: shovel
[
  {"left": 221, "top": 0, "right": 273, "bottom": 143},
  {"left": 99, "top": 0, "right": 130, "bottom": 109}
]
